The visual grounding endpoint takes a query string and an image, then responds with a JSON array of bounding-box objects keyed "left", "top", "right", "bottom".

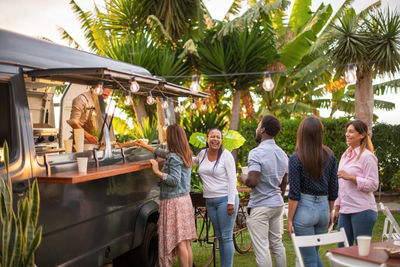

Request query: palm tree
[
  {"left": 58, "top": 0, "right": 203, "bottom": 124},
  {"left": 329, "top": 7, "right": 400, "bottom": 132},
  {"left": 196, "top": 20, "right": 277, "bottom": 132}
]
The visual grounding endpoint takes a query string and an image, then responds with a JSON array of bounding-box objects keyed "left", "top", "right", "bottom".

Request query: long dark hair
[
  {"left": 199, "top": 128, "right": 224, "bottom": 171},
  {"left": 346, "top": 120, "right": 374, "bottom": 160},
  {"left": 295, "top": 117, "right": 332, "bottom": 181},
  {"left": 166, "top": 124, "right": 193, "bottom": 168}
]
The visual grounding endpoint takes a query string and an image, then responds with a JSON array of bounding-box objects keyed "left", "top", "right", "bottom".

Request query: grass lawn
[{"left": 172, "top": 212, "right": 400, "bottom": 267}]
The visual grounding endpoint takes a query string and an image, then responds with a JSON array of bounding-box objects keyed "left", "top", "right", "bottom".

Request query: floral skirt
[{"left": 158, "top": 194, "right": 197, "bottom": 267}]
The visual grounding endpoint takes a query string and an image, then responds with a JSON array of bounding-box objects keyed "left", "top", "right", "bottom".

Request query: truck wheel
[{"left": 137, "top": 222, "right": 158, "bottom": 267}]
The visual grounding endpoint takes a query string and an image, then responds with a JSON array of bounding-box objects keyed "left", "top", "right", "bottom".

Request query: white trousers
[{"left": 247, "top": 206, "right": 286, "bottom": 267}]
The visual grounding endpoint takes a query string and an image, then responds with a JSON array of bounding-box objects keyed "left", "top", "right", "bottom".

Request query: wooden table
[
  {"left": 327, "top": 241, "right": 400, "bottom": 267},
  {"left": 37, "top": 160, "right": 152, "bottom": 184}
]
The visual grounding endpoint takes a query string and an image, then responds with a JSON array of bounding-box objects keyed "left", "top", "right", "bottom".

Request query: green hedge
[
  {"left": 372, "top": 123, "right": 400, "bottom": 190},
  {"left": 238, "top": 118, "right": 399, "bottom": 190}
]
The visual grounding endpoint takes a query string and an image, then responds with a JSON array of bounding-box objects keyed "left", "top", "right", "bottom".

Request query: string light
[
  {"left": 262, "top": 72, "right": 274, "bottom": 92},
  {"left": 179, "top": 101, "right": 185, "bottom": 113},
  {"left": 130, "top": 77, "right": 140, "bottom": 92},
  {"left": 161, "top": 98, "right": 169, "bottom": 109},
  {"left": 345, "top": 64, "right": 356, "bottom": 83},
  {"left": 190, "top": 99, "right": 197, "bottom": 110},
  {"left": 190, "top": 75, "right": 200, "bottom": 92},
  {"left": 124, "top": 93, "right": 132, "bottom": 105},
  {"left": 95, "top": 81, "right": 104, "bottom": 95},
  {"left": 146, "top": 92, "right": 155, "bottom": 105},
  {"left": 201, "top": 100, "right": 207, "bottom": 111}
]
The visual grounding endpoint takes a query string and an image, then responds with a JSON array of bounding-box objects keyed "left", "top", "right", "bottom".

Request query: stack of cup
[
  {"left": 357, "top": 236, "right": 371, "bottom": 256},
  {"left": 64, "top": 139, "right": 73, "bottom": 154},
  {"left": 74, "top": 129, "right": 84, "bottom": 153}
]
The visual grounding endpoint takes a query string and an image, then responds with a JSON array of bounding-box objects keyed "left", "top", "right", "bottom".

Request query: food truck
[{"left": 0, "top": 29, "right": 207, "bottom": 266}]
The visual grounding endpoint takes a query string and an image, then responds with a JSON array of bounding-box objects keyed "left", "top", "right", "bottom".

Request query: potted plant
[{"left": 0, "top": 141, "right": 42, "bottom": 267}]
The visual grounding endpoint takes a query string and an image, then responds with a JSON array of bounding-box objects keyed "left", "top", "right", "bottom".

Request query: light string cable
[{"left": 160, "top": 59, "right": 387, "bottom": 80}]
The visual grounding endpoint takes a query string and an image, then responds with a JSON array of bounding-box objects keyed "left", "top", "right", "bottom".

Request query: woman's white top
[{"left": 193, "top": 149, "right": 238, "bottom": 204}]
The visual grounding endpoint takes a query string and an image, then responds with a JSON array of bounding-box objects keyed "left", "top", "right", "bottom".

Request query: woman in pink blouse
[{"left": 333, "top": 120, "right": 379, "bottom": 246}]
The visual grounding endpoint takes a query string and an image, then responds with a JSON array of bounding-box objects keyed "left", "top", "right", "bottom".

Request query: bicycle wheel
[{"left": 233, "top": 207, "right": 252, "bottom": 253}]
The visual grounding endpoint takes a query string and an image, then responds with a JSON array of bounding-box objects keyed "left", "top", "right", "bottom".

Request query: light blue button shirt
[{"left": 247, "top": 139, "right": 288, "bottom": 208}]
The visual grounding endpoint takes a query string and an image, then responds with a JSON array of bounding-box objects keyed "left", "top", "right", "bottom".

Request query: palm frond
[
  {"left": 374, "top": 99, "right": 395, "bottom": 111},
  {"left": 223, "top": 0, "right": 242, "bottom": 21},
  {"left": 56, "top": 26, "right": 82, "bottom": 49},
  {"left": 373, "top": 78, "right": 400, "bottom": 95}
]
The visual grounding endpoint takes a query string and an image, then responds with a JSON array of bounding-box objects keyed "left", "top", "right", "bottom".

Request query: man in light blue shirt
[{"left": 241, "top": 115, "right": 288, "bottom": 267}]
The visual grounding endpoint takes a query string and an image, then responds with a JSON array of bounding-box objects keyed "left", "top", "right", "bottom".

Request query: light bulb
[
  {"left": 95, "top": 82, "right": 103, "bottom": 95},
  {"left": 190, "top": 99, "right": 197, "bottom": 110},
  {"left": 124, "top": 94, "right": 132, "bottom": 105},
  {"left": 345, "top": 64, "right": 356, "bottom": 83},
  {"left": 190, "top": 75, "right": 200, "bottom": 92},
  {"left": 146, "top": 94, "right": 155, "bottom": 105},
  {"left": 161, "top": 98, "right": 169, "bottom": 109},
  {"left": 178, "top": 101, "right": 185, "bottom": 113},
  {"left": 201, "top": 100, "right": 207, "bottom": 111},
  {"left": 262, "top": 72, "right": 274, "bottom": 92},
  {"left": 130, "top": 78, "right": 140, "bottom": 92}
]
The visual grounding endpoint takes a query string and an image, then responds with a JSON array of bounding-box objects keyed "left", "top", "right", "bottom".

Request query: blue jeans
[
  {"left": 293, "top": 194, "right": 329, "bottom": 267},
  {"left": 206, "top": 195, "right": 239, "bottom": 267},
  {"left": 337, "top": 209, "right": 377, "bottom": 246}
]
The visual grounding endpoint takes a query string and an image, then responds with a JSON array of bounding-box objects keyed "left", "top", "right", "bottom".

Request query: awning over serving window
[{"left": 26, "top": 67, "right": 208, "bottom": 98}]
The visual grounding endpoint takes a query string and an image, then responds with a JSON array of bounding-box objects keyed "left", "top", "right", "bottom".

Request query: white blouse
[{"left": 193, "top": 149, "right": 238, "bottom": 204}]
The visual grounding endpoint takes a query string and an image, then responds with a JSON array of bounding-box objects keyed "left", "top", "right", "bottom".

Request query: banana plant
[
  {"left": 0, "top": 141, "right": 42, "bottom": 267},
  {"left": 189, "top": 130, "right": 246, "bottom": 152}
]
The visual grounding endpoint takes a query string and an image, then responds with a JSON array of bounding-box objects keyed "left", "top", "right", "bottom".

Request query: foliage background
[{"left": 238, "top": 118, "right": 399, "bottom": 190}]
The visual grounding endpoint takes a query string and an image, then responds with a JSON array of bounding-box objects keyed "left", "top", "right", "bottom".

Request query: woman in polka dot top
[{"left": 286, "top": 117, "right": 339, "bottom": 267}]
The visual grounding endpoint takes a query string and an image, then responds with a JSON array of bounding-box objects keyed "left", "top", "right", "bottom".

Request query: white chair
[
  {"left": 379, "top": 202, "right": 400, "bottom": 241},
  {"left": 326, "top": 252, "right": 354, "bottom": 267},
  {"left": 291, "top": 227, "right": 349, "bottom": 267}
]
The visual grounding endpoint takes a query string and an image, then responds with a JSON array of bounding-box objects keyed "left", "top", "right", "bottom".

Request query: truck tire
[{"left": 137, "top": 222, "right": 158, "bottom": 267}]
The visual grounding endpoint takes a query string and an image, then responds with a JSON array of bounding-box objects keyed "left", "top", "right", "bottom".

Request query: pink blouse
[{"left": 334, "top": 146, "right": 379, "bottom": 213}]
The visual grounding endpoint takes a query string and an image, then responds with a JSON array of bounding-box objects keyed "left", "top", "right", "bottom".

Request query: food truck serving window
[{"left": 0, "top": 83, "right": 14, "bottom": 162}]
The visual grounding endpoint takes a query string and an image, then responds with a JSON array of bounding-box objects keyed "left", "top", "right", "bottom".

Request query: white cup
[
  {"left": 241, "top": 166, "right": 249, "bottom": 175},
  {"left": 357, "top": 235, "right": 371, "bottom": 256},
  {"left": 64, "top": 139, "right": 73, "bottom": 154},
  {"left": 76, "top": 157, "right": 88, "bottom": 174},
  {"left": 74, "top": 129, "right": 84, "bottom": 153}
]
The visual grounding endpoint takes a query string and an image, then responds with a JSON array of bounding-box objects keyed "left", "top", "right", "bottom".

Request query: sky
[{"left": 0, "top": 0, "right": 399, "bottom": 124}]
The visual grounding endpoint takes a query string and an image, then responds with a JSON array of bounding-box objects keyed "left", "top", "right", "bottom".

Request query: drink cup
[
  {"left": 64, "top": 139, "right": 73, "bottom": 154},
  {"left": 76, "top": 157, "right": 88, "bottom": 174},
  {"left": 73, "top": 129, "right": 84, "bottom": 153},
  {"left": 241, "top": 166, "right": 249, "bottom": 175},
  {"left": 357, "top": 235, "right": 371, "bottom": 256}
]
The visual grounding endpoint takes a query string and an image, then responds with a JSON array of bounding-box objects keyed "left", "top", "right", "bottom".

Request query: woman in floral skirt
[{"left": 134, "top": 124, "right": 197, "bottom": 267}]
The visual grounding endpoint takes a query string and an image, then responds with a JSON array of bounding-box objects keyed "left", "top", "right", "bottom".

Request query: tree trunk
[
  {"left": 229, "top": 89, "right": 241, "bottom": 163},
  {"left": 355, "top": 68, "right": 373, "bottom": 136},
  {"left": 133, "top": 97, "right": 148, "bottom": 126},
  {"left": 156, "top": 98, "right": 167, "bottom": 144}
]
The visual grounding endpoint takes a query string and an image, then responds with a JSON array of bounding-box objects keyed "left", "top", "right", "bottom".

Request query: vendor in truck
[{"left": 67, "top": 88, "right": 112, "bottom": 144}]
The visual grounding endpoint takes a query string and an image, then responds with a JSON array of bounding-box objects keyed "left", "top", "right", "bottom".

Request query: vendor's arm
[{"left": 68, "top": 121, "right": 98, "bottom": 144}]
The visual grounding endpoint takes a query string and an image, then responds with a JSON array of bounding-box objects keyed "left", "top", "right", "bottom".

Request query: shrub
[{"left": 372, "top": 123, "right": 400, "bottom": 190}]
